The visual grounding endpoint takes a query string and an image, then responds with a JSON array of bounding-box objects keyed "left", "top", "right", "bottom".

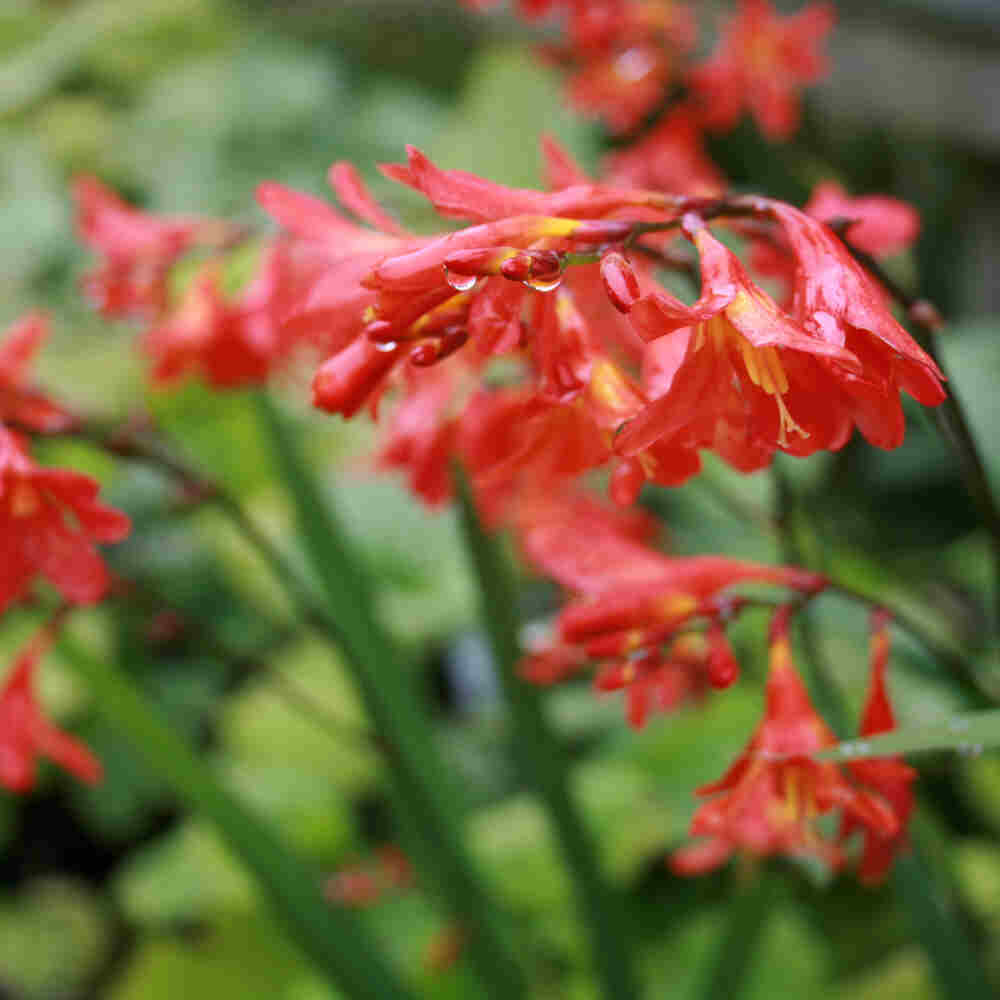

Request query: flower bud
[
  {"left": 600, "top": 251, "right": 641, "bottom": 313},
  {"left": 500, "top": 249, "right": 563, "bottom": 284},
  {"left": 706, "top": 623, "right": 740, "bottom": 689}
]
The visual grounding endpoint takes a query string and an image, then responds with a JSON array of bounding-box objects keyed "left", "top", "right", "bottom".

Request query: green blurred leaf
[
  {"left": 820, "top": 709, "right": 1000, "bottom": 761},
  {"left": 0, "top": 878, "right": 111, "bottom": 999},
  {"left": 59, "top": 632, "right": 414, "bottom": 1000},
  {"left": 455, "top": 469, "right": 639, "bottom": 999},
  {"left": 253, "top": 392, "right": 529, "bottom": 998}
]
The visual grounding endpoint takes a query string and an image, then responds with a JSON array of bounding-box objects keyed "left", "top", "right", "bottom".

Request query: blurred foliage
[{"left": 1, "top": 0, "right": 999, "bottom": 998}]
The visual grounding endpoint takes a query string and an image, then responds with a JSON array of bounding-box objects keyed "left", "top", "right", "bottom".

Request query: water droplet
[
  {"left": 444, "top": 268, "right": 477, "bottom": 292},
  {"left": 615, "top": 47, "right": 655, "bottom": 83},
  {"left": 524, "top": 277, "right": 562, "bottom": 293},
  {"left": 854, "top": 741, "right": 872, "bottom": 755},
  {"left": 840, "top": 743, "right": 855, "bottom": 757},
  {"left": 374, "top": 340, "right": 398, "bottom": 353}
]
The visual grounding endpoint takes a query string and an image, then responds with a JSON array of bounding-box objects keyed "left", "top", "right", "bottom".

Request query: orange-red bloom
[
  {"left": 840, "top": 611, "right": 916, "bottom": 883},
  {"left": 0, "top": 312, "right": 74, "bottom": 432},
  {"left": 617, "top": 218, "right": 862, "bottom": 470},
  {"left": 672, "top": 606, "right": 899, "bottom": 875},
  {"left": 0, "top": 428, "right": 131, "bottom": 613},
  {"left": 0, "top": 618, "right": 101, "bottom": 792},
  {"left": 142, "top": 245, "right": 299, "bottom": 389},
  {"left": 74, "top": 176, "right": 229, "bottom": 320},
  {"left": 692, "top": 0, "right": 834, "bottom": 140},
  {"left": 605, "top": 106, "right": 726, "bottom": 196},
  {"left": 768, "top": 199, "right": 945, "bottom": 448},
  {"left": 516, "top": 492, "right": 824, "bottom": 724},
  {"left": 616, "top": 210, "right": 945, "bottom": 467},
  {"left": 804, "top": 182, "right": 920, "bottom": 258}
]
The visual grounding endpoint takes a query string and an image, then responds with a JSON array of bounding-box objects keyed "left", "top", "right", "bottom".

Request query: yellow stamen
[
  {"left": 10, "top": 482, "right": 39, "bottom": 518},
  {"left": 695, "top": 317, "right": 809, "bottom": 448}
]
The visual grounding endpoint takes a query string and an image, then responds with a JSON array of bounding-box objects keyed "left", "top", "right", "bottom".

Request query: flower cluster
[
  {"left": 467, "top": 0, "right": 834, "bottom": 142},
  {"left": 0, "top": 614, "right": 101, "bottom": 792},
  {"left": 0, "top": 312, "right": 130, "bottom": 793},
  {"left": 672, "top": 607, "right": 913, "bottom": 880},
  {"left": 29, "top": 0, "right": 942, "bottom": 887}
]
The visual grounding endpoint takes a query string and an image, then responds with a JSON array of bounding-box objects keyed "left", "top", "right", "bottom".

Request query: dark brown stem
[{"left": 831, "top": 226, "right": 1000, "bottom": 633}]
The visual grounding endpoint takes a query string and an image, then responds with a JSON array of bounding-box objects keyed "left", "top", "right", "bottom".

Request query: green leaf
[
  {"left": 252, "top": 392, "right": 529, "bottom": 1000},
  {"left": 819, "top": 709, "right": 1000, "bottom": 762},
  {"left": 454, "top": 467, "right": 640, "bottom": 1000},
  {"left": 692, "top": 873, "right": 778, "bottom": 1000},
  {"left": 58, "top": 633, "right": 413, "bottom": 1000},
  {"left": 892, "top": 824, "right": 996, "bottom": 1000}
]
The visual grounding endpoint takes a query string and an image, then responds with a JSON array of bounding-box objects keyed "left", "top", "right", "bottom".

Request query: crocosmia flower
[
  {"left": 142, "top": 244, "right": 299, "bottom": 389},
  {"left": 671, "top": 606, "right": 898, "bottom": 875},
  {"left": 0, "top": 312, "right": 75, "bottom": 432},
  {"left": 768, "top": 200, "right": 945, "bottom": 448},
  {"left": 516, "top": 492, "right": 825, "bottom": 725},
  {"left": 0, "top": 427, "right": 131, "bottom": 613},
  {"left": 605, "top": 106, "right": 726, "bottom": 196},
  {"left": 617, "top": 210, "right": 945, "bottom": 467},
  {"left": 74, "top": 176, "right": 229, "bottom": 320},
  {"left": 803, "top": 182, "right": 920, "bottom": 258},
  {"left": 840, "top": 611, "right": 916, "bottom": 883},
  {"left": 692, "top": 0, "right": 835, "bottom": 140},
  {"left": 0, "top": 618, "right": 101, "bottom": 792},
  {"left": 616, "top": 218, "right": 864, "bottom": 469}
]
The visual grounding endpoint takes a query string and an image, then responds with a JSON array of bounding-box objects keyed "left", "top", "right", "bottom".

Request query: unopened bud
[
  {"left": 600, "top": 251, "right": 641, "bottom": 313},
  {"left": 364, "top": 319, "right": 397, "bottom": 344},
  {"left": 443, "top": 247, "right": 519, "bottom": 277},
  {"left": 500, "top": 250, "right": 563, "bottom": 283},
  {"left": 909, "top": 299, "right": 943, "bottom": 332},
  {"left": 706, "top": 623, "right": 740, "bottom": 689},
  {"left": 569, "top": 219, "right": 634, "bottom": 245}
]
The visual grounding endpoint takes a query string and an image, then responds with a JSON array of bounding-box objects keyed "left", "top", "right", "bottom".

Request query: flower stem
[
  {"left": 834, "top": 233, "right": 1000, "bottom": 633},
  {"left": 454, "top": 467, "right": 640, "bottom": 1000}
]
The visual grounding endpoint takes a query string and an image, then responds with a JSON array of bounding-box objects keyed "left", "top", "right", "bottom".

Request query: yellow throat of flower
[{"left": 695, "top": 315, "right": 809, "bottom": 448}]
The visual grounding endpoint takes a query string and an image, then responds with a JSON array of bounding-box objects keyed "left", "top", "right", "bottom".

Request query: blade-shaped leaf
[
  {"left": 693, "top": 872, "right": 777, "bottom": 1000},
  {"left": 58, "top": 632, "right": 412, "bottom": 1000},
  {"left": 893, "top": 822, "right": 996, "bottom": 1000},
  {"left": 453, "top": 467, "right": 640, "bottom": 1000},
  {"left": 818, "top": 709, "right": 1000, "bottom": 762},
  {"left": 252, "top": 392, "right": 528, "bottom": 1000}
]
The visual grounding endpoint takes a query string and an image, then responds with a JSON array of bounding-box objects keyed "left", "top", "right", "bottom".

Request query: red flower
[
  {"left": 0, "top": 617, "right": 101, "bottom": 792},
  {"left": 692, "top": 0, "right": 835, "bottom": 140},
  {"left": 749, "top": 182, "right": 921, "bottom": 305},
  {"left": 605, "top": 105, "right": 727, "bottom": 197},
  {"left": 804, "top": 182, "right": 920, "bottom": 258},
  {"left": 74, "top": 176, "right": 229, "bottom": 320},
  {"left": 671, "top": 606, "right": 898, "bottom": 875},
  {"left": 768, "top": 200, "right": 945, "bottom": 448},
  {"left": 142, "top": 245, "right": 299, "bottom": 389},
  {"left": 0, "top": 428, "right": 131, "bottom": 613},
  {"left": 323, "top": 845, "right": 414, "bottom": 908},
  {"left": 515, "top": 492, "right": 823, "bottom": 722},
  {"left": 381, "top": 145, "right": 670, "bottom": 224},
  {"left": 616, "top": 218, "right": 863, "bottom": 470},
  {"left": 840, "top": 611, "right": 916, "bottom": 883},
  {"left": 617, "top": 210, "right": 945, "bottom": 466},
  {"left": 0, "top": 312, "right": 75, "bottom": 432},
  {"left": 377, "top": 362, "right": 469, "bottom": 507}
]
